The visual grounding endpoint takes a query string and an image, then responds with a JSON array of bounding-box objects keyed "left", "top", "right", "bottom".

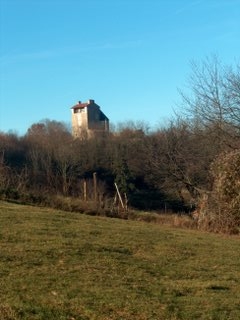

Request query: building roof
[
  {"left": 71, "top": 99, "right": 109, "bottom": 121},
  {"left": 71, "top": 99, "right": 96, "bottom": 110}
]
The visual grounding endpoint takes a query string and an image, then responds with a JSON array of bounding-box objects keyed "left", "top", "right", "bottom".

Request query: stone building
[{"left": 71, "top": 99, "right": 109, "bottom": 138}]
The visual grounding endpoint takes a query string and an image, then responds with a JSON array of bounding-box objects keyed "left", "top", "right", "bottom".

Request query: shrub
[{"left": 194, "top": 150, "right": 240, "bottom": 234}]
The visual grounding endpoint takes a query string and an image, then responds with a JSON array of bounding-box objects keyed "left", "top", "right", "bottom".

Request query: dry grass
[
  {"left": 0, "top": 200, "right": 240, "bottom": 319},
  {"left": 129, "top": 210, "right": 196, "bottom": 229}
]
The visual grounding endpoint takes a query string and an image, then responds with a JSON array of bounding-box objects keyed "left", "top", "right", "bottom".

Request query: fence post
[
  {"left": 93, "top": 172, "right": 97, "bottom": 203},
  {"left": 83, "top": 179, "right": 87, "bottom": 201}
]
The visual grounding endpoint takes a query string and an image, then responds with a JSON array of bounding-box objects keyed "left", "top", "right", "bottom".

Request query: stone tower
[{"left": 71, "top": 99, "right": 109, "bottom": 138}]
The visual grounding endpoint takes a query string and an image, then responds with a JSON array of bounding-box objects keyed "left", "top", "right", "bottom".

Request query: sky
[{"left": 0, "top": 0, "right": 240, "bottom": 135}]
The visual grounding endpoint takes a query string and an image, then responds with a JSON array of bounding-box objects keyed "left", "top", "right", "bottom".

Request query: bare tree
[
  {"left": 146, "top": 119, "right": 215, "bottom": 208},
  {"left": 25, "top": 120, "right": 75, "bottom": 194},
  {"left": 179, "top": 55, "right": 240, "bottom": 149}
]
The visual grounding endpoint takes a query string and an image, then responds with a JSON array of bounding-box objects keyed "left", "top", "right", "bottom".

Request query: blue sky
[{"left": 1, "top": 0, "right": 240, "bottom": 135}]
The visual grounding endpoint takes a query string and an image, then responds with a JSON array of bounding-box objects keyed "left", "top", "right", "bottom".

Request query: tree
[
  {"left": 0, "top": 132, "right": 28, "bottom": 197},
  {"left": 223, "top": 63, "right": 240, "bottom": 142},
  {"left": 179, "top": 56, "right": 240, "bottom": 231},
  {"left": 179, "top": 55, "right": 240, "bottom": 149},
  {"left": 25, "top": 120, "right": 74, "bottom": 194},
  {"left": 145, "top": 120, "right": 215, "bottom": 210}
]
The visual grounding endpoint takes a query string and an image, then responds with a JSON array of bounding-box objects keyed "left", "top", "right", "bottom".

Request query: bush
[
  {"left": 48, "top": 195, "right": 111, "bottom": 216},
  {"left": 194, "top": 150, "right": 240, "bottom": 234},
  {"left": 0, "top": 188, "right": 20, "bottom": 201}
]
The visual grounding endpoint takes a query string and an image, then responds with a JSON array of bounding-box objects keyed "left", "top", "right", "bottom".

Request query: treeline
[
  {"left": 0, "top": 119, "right": 213, "bottom": 212},
  {"left": 0, "top": 56, "right": 240, "bottom": 232}
]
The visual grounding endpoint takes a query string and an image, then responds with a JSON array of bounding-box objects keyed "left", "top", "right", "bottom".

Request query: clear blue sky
[{"left": 1, "top": 0, "right": 240, "bottom": 135}]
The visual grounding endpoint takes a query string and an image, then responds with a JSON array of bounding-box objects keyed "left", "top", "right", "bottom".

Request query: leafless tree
[{"left": 179, "top": 55, "right": 240, "bottom": 149}]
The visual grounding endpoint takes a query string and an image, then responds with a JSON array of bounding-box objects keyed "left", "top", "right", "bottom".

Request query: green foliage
[
  {"left": 1, "top": 201, "right": 240, "bottom": 319},
  {"left": 114, "top": 156, "right": 134, "bottom": 194},
  {"left": 111, "top": 142, "right": 135, "bottom": 195}
]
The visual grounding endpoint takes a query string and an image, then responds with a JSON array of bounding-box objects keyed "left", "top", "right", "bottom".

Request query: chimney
[
  {"left": 78, "top": 101, "right": 81, "bottom": 104},
  {"left": 88, "top": 99, "right": 94, "bottom": 104}
]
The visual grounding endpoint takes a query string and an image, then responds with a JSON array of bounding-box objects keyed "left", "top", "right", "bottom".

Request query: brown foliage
[{"left": 194, "top": 150, "right": 240, "bottom": 234}]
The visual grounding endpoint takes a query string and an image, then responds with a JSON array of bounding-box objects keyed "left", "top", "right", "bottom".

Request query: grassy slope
[{"left": 0, "top": 201, "right": 240, "bottom": 320}]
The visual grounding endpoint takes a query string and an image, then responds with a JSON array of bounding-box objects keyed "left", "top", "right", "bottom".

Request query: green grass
[{"left": 0, "top": 201, "right": 240, "bottom": 320}]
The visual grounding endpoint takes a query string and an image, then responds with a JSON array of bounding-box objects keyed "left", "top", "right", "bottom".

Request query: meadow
[{"left": 0, "top": 200, "right": 240, "bottom": 320}]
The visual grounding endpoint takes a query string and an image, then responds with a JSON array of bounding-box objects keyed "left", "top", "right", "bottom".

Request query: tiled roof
[{"left": 71, "top": 102, "right": 89, "bottom": 109}]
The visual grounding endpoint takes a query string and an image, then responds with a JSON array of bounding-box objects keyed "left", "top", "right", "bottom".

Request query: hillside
[{"left": 0, "top": 201, "right": 240, "bottom": 320}]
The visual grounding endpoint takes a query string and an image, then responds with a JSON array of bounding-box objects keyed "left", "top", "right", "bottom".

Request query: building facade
[{"left": 71, "top": 99, "right": 109, "bottom": 138}]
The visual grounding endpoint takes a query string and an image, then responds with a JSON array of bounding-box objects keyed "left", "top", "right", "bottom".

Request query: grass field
[{"left": 0, "top": 201, "right": 240, "bottom": 320}]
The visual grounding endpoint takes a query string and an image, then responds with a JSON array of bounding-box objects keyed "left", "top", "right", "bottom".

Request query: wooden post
[
  {"left": 124, "top": 193, "right": 128, "bottom": 212},
  {"left": 83, "top": 179, "right": 87, "bottom": 201},
  {"left": 114, "top": 182, "right": 125, "bottom": 210},
  {"left": 93, "top": 172, "right": 97, "bottom": 202}
]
